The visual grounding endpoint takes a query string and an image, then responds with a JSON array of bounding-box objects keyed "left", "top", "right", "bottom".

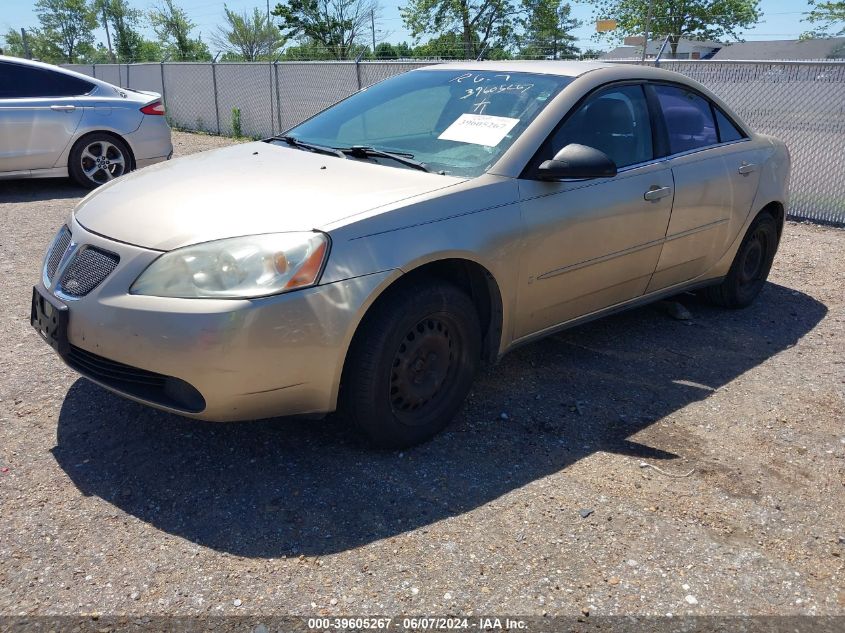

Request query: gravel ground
[{"left": 0, "top": 131, "right": 843, "bottom": 618}]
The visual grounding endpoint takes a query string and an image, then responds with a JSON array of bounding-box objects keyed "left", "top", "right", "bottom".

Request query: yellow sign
[{"left": 596, "top": 19, "right": 617, "bottom": 32}]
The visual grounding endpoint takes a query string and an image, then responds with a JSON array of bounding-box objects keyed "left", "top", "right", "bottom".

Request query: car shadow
[
  {"left": 0, "top": 178, "right": 86, "bottom": 202},
  {"left": 52, "top": 282, "right": 826, "bottom": 558}
]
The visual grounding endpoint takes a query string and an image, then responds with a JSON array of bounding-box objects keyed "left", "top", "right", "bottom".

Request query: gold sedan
[{"left": 32, "top": 61, "right": 790, "bottom": 447}]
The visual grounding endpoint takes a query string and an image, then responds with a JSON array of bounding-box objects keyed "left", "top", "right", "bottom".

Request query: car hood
[{"left": 74, "top": 141, "right": 465, "bottom": 251}]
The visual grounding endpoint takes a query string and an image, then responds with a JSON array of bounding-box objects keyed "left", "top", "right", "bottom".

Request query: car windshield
[{"left": 277, "top": 69, "right": 572, "bottom": 178}]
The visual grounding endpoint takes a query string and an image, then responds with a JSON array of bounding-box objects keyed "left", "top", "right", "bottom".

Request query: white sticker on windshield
[{"left": 438, "top": 113, "right": 520, "bottom": 147}]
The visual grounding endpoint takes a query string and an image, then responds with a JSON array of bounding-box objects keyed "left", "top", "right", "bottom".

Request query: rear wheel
[
  {"left": 704, "top": 212, "right": 779, "bottom": 308},
  {"left": 69, "top": 133, "right": 131, "bottom": 189},
  {"left": 342, "top": 280, "right": 481, "bottom": 448}
]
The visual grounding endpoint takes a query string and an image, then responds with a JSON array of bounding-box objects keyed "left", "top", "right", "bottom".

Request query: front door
[
  {"left": 515, "top": 84, "right": 673, "bottom": 340},
  {"left": 0, "top": 61, "right": 86, "bottom": 173}
]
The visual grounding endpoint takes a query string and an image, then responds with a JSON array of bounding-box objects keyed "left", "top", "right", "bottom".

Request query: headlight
[{"left": 130, "top": 232, "right": 329, "bottom": 299}]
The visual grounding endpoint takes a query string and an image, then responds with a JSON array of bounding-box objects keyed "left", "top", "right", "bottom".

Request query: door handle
[
  {"left": 644, "top": 186, "right": 672, "bottom": 202},
  {"left": 50, "top": 105, "right": 76, "bottom": 112},
  {"left": 738, "top": 162, "right": 757, "bottom": 175}
]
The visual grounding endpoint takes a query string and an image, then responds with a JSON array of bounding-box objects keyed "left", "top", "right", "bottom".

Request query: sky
[{"left": 0, "top": 0, "right": 829, "bottom": 56}]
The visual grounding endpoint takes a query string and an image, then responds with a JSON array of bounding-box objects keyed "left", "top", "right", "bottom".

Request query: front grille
[
  {"left": 59, "top": 247, "right": 119, "bottom": 297},
  {"left": 66, "top": 345, "right": 206, "bottom": 413},
  {"left": 45, "top": 226, "right": 71, "bottom": 282}
]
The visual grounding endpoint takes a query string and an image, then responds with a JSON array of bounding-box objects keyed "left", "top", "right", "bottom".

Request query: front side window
[
  {"left": 0, "top": 62, "right": 94, "bottom": 98},
  {"left": 654, "top": 84, "right": 718, "bottom": 154},
  {"left": 541, "top": 84, "right": 653, "bottom": 169},
  {"left": 282, "top": 70, "right": 572, "bottom": 178}
]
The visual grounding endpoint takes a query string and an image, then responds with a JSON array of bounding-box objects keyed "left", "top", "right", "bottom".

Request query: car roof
[{"left": 414, "top": 60, "right": 616, "bottom": 77}]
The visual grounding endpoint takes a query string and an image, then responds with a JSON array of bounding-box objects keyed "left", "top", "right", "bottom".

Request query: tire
[
  {"left": 704, "top": 212, "right": 779, "bottom": 308},
  {"left": 342, "top": 280, "right": 481, "bottom": 448},
  {"left": 69, "top": 133, "right": 132, "bottom": 189}
]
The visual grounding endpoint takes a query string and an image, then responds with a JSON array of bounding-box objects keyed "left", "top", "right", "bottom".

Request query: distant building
[
  {"left": 712, "top": 38, "right": 845, "bottom": 60},
  {"left": 600, "top": 37, "right": 723, "bottom": 60}
]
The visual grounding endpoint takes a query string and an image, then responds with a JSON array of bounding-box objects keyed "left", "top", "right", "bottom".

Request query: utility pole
[
  {"left": 641, "top": 0, "right": 653, "bottom": 63},
  {"left": 20, "top": 28, "right": 32, "bottom": 59},
  {"left": 370, "top": 9, "right": 376, "bottom": 56},
  {"left": 267, "top": 0, "right": 271, "bottom": 58}
]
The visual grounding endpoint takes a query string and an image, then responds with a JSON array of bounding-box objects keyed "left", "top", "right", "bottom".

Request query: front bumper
[{"left": 37, "top": 218, "right": 398, "bottom": 421}]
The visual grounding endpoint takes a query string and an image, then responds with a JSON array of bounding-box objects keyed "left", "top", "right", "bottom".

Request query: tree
[
  {"left": 804, "top": 1, "right": 845, "bottom": 36},
  {"left": 91, "top": 0, "right": 116, "bottom": 60},
  {"left": 579, "top": 47, "right": 602, "bottom": 59},
  {"left": 593, "top": 0, "right": 760, "bottom": 58},
  {"left": 150, "top": 0, "right": 211, "bottom": 60},
  {"left": 412, "top": 31, "right": 472, "bottom": 57},
  {"left": 79, "top": 41, "right": 114, "bottom": 62},
  {"left": 107, "top": 0, "right": 144, "bottom": 61},
  {"left": 394, "top": 41, "right": 415, "bottom": 57},
  {"left": 95, "top": 0, "right": 154, "bottom": 62},
  {"left": 280, "top": 37, "right": 335, "bottom": 59},
  {"left": 2, "top": 27, "right": 64, "bottom": 62},
  {"left": 212, "top": 5, "right": 285, "bottom": 61},
  {"left": 517, "top": 0, "right": 580, "bottom": 59},
  {"left": 272, "top": 0, "right": 380, "bottom": 60},
  {"left": 401, "top": 0, "right": 520, "bottom": 59},
  {"left": 34, "top": 0, "right": 98, "bottom": 62},
  {"left": 374, "top": 41, "right": 397, "bottom": 58}
]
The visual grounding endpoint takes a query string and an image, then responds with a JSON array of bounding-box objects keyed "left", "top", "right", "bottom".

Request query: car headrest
[
  {"left": 664, "top": 106, "right": 705, "bottom": 136},
  {"left": 584, "top": 99, "right": 635, "bottom": 135}
]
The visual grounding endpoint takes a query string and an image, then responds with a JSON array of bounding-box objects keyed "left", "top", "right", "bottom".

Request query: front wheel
[
  {"left": 69, "top": 133, "right": 131, "bottom": 189},
  {"left": 704, "top": 211, "right": 779, "bottom": 308},
  {"left": 342, "top": 280, "right": 481, "bottom": 448}
]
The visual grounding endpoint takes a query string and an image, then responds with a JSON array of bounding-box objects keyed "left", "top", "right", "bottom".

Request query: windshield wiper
[
  {"left": 276, "top": 135, "right": 346, "bottom": 159},
  {"left": 340, "top": 145, "right": 431, "bottom": 173}
]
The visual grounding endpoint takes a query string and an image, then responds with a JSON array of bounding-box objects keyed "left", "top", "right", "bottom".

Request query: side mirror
[{"left": 537, "top": 143, "right": 617, "bottom": 180}]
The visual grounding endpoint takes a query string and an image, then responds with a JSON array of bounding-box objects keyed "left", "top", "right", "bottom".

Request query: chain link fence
[{"left": 64, "top": 59, "right": 845, "bottom": 225}]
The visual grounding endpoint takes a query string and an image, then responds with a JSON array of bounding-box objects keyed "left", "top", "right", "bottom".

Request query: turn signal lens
[{"left": 286, "top": 240, "right": 328, "bottom": 289}]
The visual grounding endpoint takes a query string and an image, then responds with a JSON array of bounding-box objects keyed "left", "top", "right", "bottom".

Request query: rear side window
[
  {"left": 0, "top": 62, "right": 95, "bottom": 98},
  {"left": 544, "top": 84, "right": 653, "bottom": 169},
  {"left": 653, "top": 84, "right": 718, "bottom": 154},
  {"left": 714, "top": 107, "right": 745, "bottom": 142}
]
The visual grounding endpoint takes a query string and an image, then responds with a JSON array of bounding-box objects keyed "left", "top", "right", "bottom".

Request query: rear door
[
  {"left": 645, "top": 83, "right": 763, "bottom": 292},
  {"left": 0, "top": 62, "right": 88, "bottom": 173},
  {"left": 515, "top": 83, "right": 674, "bottom": 339}
]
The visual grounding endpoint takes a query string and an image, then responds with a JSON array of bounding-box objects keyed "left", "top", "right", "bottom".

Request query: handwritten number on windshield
[
  {"left": 450, "top": 72, "right": 533, "bottom": 115},
  {"left": 450, "top": 72, "right": 513, "bottom": 83}
]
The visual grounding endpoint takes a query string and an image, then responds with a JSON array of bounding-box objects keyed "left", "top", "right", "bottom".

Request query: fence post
[
  {"left": 274, "top": 61, "right": 282, "bottom": 133},
  {"left": 211, "top": 61, "right": 221, "bottom": 135},
  {"left": 126, "top": 63, "right": 130, "bottom": 89},
  {"left": 92, "top": 63, "right": 96, "bottom": 79},
  {"left": 159, "top": 62, "right": 167, "bottom": 105},
  {"left": 269, "top": 61, "right": 275, "bottom": 137},
  {"left": 355, "top": 56, "right": 362, "bottom": 90}
]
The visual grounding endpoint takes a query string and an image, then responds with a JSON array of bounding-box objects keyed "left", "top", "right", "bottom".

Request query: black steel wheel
[
  {"left": 343, "top": 280, "right": 481, "bottom": 448},
  {"left": 704, "top": 211, "right": 779, "bottom": 308},
  {"left": 390, "top": 315, "right": 458, "bottom": 421}
]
